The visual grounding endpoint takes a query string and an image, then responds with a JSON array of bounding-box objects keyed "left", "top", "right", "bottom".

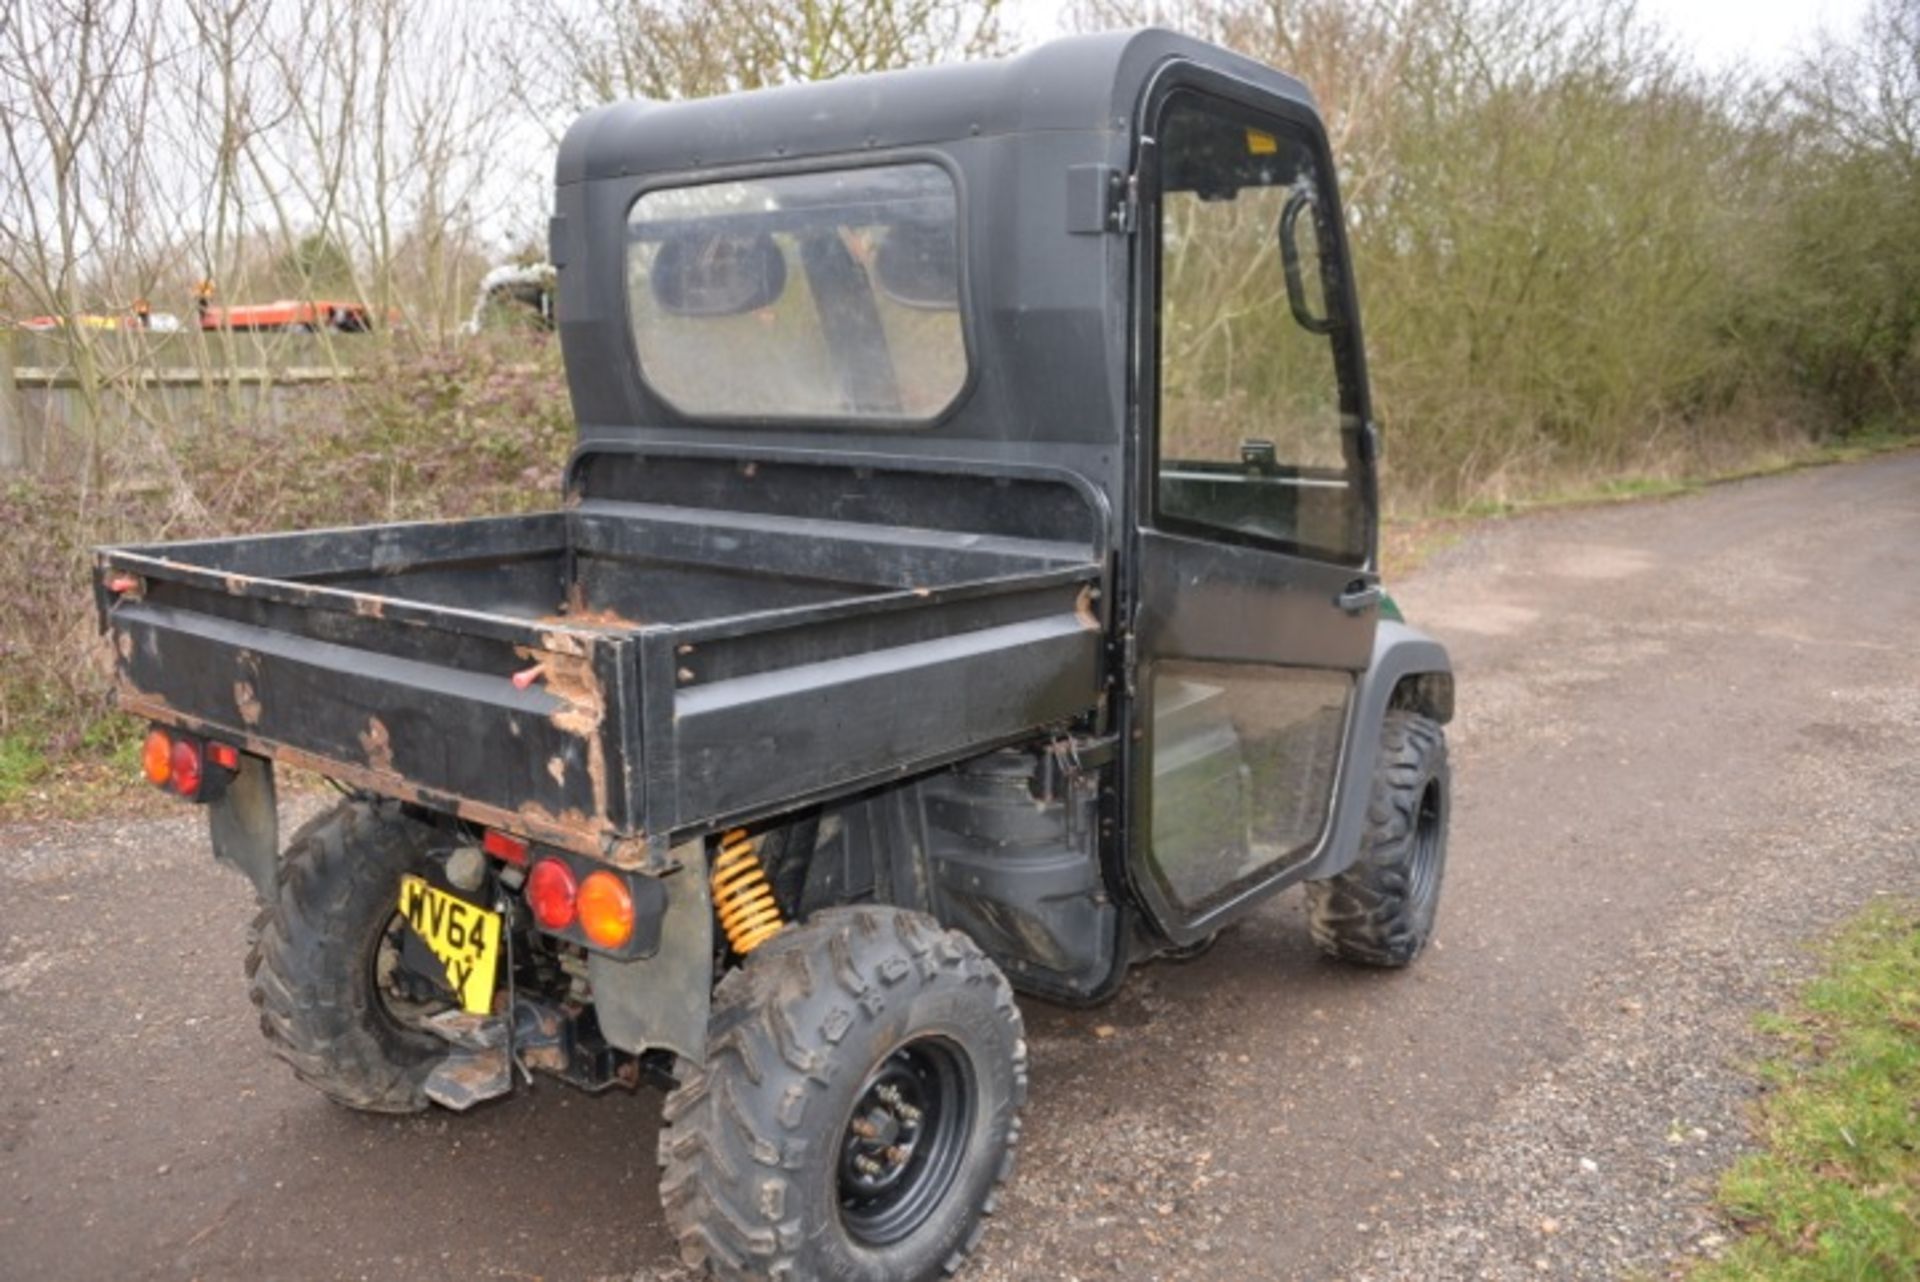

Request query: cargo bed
[{"left": 98, "top": 455, "right": 1107, "bottom": 867}]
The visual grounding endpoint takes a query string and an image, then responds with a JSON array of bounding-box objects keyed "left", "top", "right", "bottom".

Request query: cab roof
[{"left": 555, "top": 28, "right": 1315, "bottom": 186}]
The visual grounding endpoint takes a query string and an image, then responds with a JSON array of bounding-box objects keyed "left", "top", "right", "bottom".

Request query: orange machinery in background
[{"left": 194, "top": 280, "right": 377, "bottom": 333}]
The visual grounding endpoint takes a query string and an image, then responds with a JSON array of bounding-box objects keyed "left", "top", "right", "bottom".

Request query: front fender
[{"left": 1295, "top": 619, "right": 1453, "bottom": 883}]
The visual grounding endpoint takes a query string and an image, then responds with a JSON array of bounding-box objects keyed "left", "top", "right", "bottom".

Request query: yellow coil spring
[{"left": 710, "top": 828, "right": 785, "bottom": 955}]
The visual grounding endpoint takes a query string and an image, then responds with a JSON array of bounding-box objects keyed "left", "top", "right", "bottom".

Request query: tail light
[
  {"left": 137, "top": 724, "right": 239, "bottom": 802},
  {"left": 577, "top": 871, "right": 636, "bottom": 949},
  {"left": 521, "top": 853, "right": 659, "bottom": 958},
  {"left": 526, "top": 857, "right": 578, "bottom": 930},
  {"left": 170, "top": 738, "right": 205, "bottom": 799},
  {"left": 142, "top": 729, "right": 173, "bottom": 787}
]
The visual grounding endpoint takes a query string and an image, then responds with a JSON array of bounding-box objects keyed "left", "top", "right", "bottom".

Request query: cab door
[{"left": 1125, "top": 72, "right": 1382, "bottom": 944}]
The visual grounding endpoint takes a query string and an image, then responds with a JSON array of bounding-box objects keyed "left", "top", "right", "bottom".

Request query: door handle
[{"left": 1336, "top": 581, "right": 1382, "bottom": 614}]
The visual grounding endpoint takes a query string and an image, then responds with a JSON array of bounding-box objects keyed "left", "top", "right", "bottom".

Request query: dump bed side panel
[{"left": 662, "top": 577, "right": 1103, "bottom": 829}]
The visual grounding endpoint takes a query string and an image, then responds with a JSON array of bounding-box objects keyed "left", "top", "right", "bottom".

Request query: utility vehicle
[{"left": 95, "top": 29, "right": 1454, "bottom": 1282}]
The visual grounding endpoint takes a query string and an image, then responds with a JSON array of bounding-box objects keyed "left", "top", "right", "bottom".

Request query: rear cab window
[{"left": 626, "top": 162, "right": 967, "bottom": 423}]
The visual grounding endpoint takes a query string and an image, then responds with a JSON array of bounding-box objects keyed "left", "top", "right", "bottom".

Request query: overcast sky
[
  {"left": 1632, "top": 0, "right": 1869, "bottom": 68},
  {"left": 1006, "top": 0, "right": 1874, "bottom": 69}
]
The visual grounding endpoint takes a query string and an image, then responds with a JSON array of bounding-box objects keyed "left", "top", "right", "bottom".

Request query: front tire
[
  {"left": 245, "top": 797, "right": 452, "bottom": 1112},
  {"left": 659, "top": 906, "right": 1027, "bottom": 1281},
  {"left": 1306, "top": 710, "right": 1450, "bottom": 966}
]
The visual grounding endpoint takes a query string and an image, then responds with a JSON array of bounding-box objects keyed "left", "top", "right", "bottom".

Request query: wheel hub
[
  {"left": 841, "top": 1068, "right": 925, "bottom": 1193},
  {"left": 836, "top": 1038, "right": 975, "bottom": 1245}
]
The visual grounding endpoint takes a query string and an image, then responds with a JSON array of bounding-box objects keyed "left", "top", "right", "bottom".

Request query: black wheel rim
[
  {"left": 836, "top": 1036, "right": 976, "bottom": 1246},
  {"left": 1407, "top": 779, "right": 1444, "bottom": 908},
  {"left": 370, "top": 910, "right": 453, "bottom": 1036}
]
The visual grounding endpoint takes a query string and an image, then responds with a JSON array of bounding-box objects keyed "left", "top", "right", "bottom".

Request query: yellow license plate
[{"left": 398, "top": 874, "right": 501, "bottom": 1015}]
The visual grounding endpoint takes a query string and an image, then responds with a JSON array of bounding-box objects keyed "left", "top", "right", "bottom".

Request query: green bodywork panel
[{"left": 1379, "top": 590, "right": 1405, "bottom": 623}]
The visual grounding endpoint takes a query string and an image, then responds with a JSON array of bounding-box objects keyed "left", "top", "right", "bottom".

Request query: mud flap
[
  {"left": 208, "top": 753, "right": 278, "bottom": 902},
  {"left": 588, "top": 850, "right": 713, "bottom": 1066}
]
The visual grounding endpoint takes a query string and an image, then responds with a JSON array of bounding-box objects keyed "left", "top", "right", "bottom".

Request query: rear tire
[
  {"left": 1306, "top": 710, "right": 1450, "bottom": 967},
  {"left": 659, "top": 906, "right": 1026, "bottom": 1282},
  {"left": 245, "top": 797, "right": 451, "bottom": 1113}
]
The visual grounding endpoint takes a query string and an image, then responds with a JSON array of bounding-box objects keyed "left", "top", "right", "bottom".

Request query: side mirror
[{"left": 651, "top": 232, "right": 787, "bottom": 316}]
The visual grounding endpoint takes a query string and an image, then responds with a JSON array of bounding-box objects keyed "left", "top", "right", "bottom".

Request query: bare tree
[
  {"left": 1771, "top": 0, "right": 1920, "bottom": 416},
  {"left": 502, "top": 0, "right": 1007, "bottom": 138},
  {"left": 0, "top": 0, "right": 174, "bottom": 488},
  {"left": 1797, "top": 0, "right": 1920, "bottom": 165}
]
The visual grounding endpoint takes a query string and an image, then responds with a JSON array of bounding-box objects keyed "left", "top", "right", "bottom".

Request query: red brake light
[
  {"left": 142, "top": 729, "right": 172, "bottom": 787},
  {"left": 526, "top": 858, "right": 577, "bottom": 930},
  {"left": 482, "top": 829, "right": 529, "bottom": 867},
  {"left": 207, "top": 741, "right": 240, "bottom": 771},
  {"left": 169, "top": 738, "right": 204, "bottom": 798},
  {"left": 578, "top": 871, "right": 635, "bottom": 949}
]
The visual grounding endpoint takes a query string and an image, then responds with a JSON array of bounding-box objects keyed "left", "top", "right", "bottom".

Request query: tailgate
[{"left": 101, "top": 545, "right": 642, "bottom": 864}]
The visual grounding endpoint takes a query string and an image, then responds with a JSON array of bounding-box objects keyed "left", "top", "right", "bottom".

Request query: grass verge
[
  {"left": 1687, "top": 898, "right": 1920, "bottom": 1280},
  {"left": 1379, "top": 426, "right": 1918, "bottom": 578},
  {"left": 1440, "top": 425, "right": 1918, "bottom": 523}
]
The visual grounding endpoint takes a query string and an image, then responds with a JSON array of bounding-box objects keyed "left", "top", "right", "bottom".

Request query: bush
[
  {"left": 0, "top": 337, "right": 573, "bottom": 788},
  {"left": 1087, "top": 0, "right": 1920, "bottom": 508}
]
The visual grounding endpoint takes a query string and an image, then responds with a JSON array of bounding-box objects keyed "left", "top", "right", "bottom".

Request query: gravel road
[{"left": 2, "top": 452, "right": 1916, "bottom": 1281}]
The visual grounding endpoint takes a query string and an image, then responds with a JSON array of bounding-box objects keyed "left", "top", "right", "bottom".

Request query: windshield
[{"left": 626, "top": 162, "right": 967, "bottom": 423}]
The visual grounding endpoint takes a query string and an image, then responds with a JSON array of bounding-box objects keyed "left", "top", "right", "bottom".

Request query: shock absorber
[{"left": 710, "top": 828, "right": 785, "bottom": 955}]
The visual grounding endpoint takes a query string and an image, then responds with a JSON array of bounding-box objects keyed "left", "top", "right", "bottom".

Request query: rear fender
[{"left": 589, "top": 844, "right": 714, "bottom": 1065}]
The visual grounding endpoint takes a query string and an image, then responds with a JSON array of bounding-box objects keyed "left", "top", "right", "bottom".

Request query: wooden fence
[{"left": 1, "top": 331, "right": 367, "bottom": 476}]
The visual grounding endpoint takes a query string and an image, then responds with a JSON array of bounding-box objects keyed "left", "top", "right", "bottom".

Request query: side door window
[
  {"left": 1140, "top": 92, "right": 1371, "bottom": 918},
  {"left": 1154, "top": 93, "right": 1364, "bottom": 564}
]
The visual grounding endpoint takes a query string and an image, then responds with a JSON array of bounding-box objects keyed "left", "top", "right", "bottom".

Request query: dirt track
[{"left": 3, "top": 452, "right": 1916, "bottom": 1281}]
